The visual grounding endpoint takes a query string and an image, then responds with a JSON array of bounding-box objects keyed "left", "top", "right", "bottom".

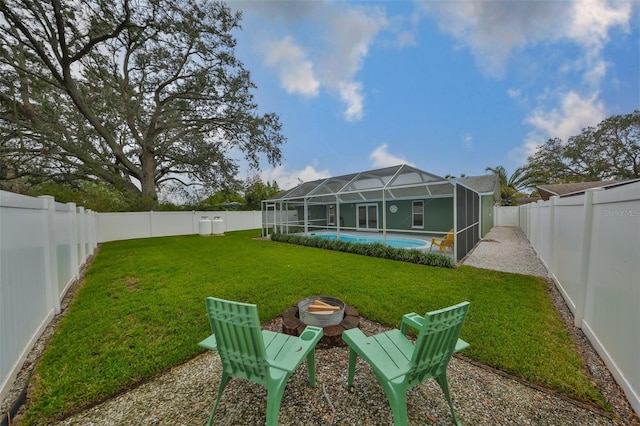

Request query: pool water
[{"left": 308, "top": 232, "right": 429, "bottom": 249}]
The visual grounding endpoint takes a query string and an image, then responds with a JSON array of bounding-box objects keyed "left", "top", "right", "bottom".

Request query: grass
[{"left": 22, "top": 230, "right": 605, "bottom": 423}]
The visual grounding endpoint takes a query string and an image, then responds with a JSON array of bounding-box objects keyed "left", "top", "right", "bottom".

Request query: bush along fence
[{"left": 270, "top": 233, "right": 454, "bottom": 268}]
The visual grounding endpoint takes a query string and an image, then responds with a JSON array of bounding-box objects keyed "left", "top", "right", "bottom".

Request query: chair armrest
[
  {"left": 400, "top": 312, "right": 424, "bottom": 334},
  {"left": 198, "top": 334, "right": 218, "bottom": 351},
  {"left": 268, "top": 326, "right": 323, "bottom": 372}
]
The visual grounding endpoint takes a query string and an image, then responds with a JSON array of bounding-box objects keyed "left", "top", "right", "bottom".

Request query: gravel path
[
  {"left": 461, "top": 227, "right": 549, "bottom": 277},
  {"left": 5, "top": 227, "right": 639, "bottom": 425}
]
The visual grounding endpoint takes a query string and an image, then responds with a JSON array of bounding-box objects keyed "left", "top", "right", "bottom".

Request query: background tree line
[{"left": 486, "top": 110, "right": 639, "bottom": 205}]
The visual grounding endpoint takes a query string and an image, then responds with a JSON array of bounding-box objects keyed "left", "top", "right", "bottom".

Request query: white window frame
[
  {"left": 412, "top": 200, "right": 424, "bottom": 229},
  {"left": 356, "top": 203, "right": 378, "bottom": 230},
  {"left": 327, "top": 204, "right": 336, "bottom": 225}
]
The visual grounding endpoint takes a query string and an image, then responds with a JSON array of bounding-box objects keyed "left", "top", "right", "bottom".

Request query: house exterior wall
[
  {"left": 481, "top": 195, "right": 494, "bottom": 238},
  {"left": 304, "top": 198, "right": 454, "bottom": 233}
]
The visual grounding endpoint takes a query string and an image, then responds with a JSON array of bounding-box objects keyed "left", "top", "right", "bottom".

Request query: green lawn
[{"left": 22, "top": 229, "right": 605, "bottom": 423}]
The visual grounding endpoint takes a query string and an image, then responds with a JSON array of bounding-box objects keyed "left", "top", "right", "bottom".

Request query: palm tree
[{"left": 485, "top": 165, "right": 546, "bottom": 205}]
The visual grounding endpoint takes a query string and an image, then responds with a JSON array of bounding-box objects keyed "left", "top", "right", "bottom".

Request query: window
[
  {"left": 327, "top": 205, "right": 336, "bottom": 225},
  {"left": 412, "top": 201, "right": 424, "bottom": 228}
]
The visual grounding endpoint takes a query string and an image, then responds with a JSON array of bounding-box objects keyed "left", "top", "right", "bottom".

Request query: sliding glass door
[{"left": 357, "top": 204, "right": 378, "bottom": 229}]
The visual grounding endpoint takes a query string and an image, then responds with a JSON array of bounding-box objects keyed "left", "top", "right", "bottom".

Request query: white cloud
[
  {"left": 338, "top": 81, "right": 365, "bottom": 122},
  {"left": 317, "top": 5, "right": 388, "bottom": 121},
  {"left": 369, "top": 144, "right": 415, "bottom": 168},
  {"left": 509, "top": 131, "right": 548, "bottom": 165},
  {"left": 243, "top": 2, "right": 388, "bottom": 121},
  {"left": 568, "top": 0, "right": 631, "bottom": 53},
  {"left": 260, "top": 164, "right": 331, "bottom": 190},
  {"left": 511, "top": 90, "right": 607, "bottom": 164},
  {"left": 262, "top": 36, "right": 320, "bottom": 97},
  {"left": 526, "top": 91, "right": 606, "bottom": 141},
  {"left": 419, "top": 0, "right": 632, "bottom": 78},
  {"left": 463, "top": 134, "right": 473, "bottom": 149}
]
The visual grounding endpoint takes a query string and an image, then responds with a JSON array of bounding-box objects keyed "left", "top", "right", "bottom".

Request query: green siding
[
  {"left": 481, "top": 195, "right": 494, "bottom": 238},
  {"left": 296, "top": 198, "right": 454, "bottom": 234},
  {"left": 338, "top": 204, "right": 357, "bottom": 228},
  {"left": 340, "top": 198, "right": 453, "bottom": 233}
]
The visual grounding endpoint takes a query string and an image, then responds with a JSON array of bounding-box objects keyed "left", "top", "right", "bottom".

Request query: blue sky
[{"left": 227, "top": 0, "right": 640, "bottom": 190}]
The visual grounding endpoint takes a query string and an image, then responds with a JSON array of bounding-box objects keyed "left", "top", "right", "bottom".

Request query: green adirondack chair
[
  {"left": 343, "top": 301, "right": 470, "bottom": 426},
  {"left": 199, "top": 297, "right": 323, "bottom": 426}
]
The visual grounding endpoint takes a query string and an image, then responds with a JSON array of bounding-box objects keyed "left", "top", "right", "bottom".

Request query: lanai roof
[{"left": 268, "top": 164, "right": 454, "bottom": 203}]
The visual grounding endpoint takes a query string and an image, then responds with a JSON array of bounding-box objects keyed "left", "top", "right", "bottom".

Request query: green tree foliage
[
  {"left": 243, "top": 176, "right": 280, "bottom": 210},
  {"left": 196, "top": 190, "right": 244, "bottom": 211},
  {"left": 485, "top": 165, "right": 546, "bottom": 206},
  {"left": 526, "top": 110, "right": 640, "bottom": 182},
  {"left": 30, "top": 181, "right": 130, "bottom": 212},
  {"left": 0, "top": 0, "right": 285, "bottom": 208}
]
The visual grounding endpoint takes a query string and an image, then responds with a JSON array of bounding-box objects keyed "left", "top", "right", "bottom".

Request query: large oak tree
[
  {"left": 0, "top": 0, "right": 284, "bottom": 208},
  {"left": 525, "top": 111, "right": 640, "bottom": 183}
]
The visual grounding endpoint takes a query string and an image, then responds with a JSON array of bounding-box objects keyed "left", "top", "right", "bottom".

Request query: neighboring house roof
[
  {"left": 517, "top": 197, "right": 541, "bottom": 205},
  {"left": 457, "top": 174, "right": 501, "bottom": 203},
  {"left": 537, "top": 179, "right": 640, "bottom": 200}
]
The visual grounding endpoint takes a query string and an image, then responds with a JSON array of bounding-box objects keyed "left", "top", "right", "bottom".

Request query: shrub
[{"left": 270, "top": 233, "right": 454, "bottom": 268}]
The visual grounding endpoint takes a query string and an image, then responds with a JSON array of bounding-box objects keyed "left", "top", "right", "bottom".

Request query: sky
[{"left": 226, "top": 0, "right": 640, "bottom": 191}]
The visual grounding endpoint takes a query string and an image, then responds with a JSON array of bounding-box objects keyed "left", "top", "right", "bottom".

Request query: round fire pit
[
  {"left": 298, "top": 296, "right": 345, "bottom": 327},
  {"left": 282, "top": 296, "right": 360, "bottom": 346}
]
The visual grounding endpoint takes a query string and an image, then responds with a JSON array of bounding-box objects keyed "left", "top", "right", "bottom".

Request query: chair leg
[
  {"left": 435, "top": 373, "right": 462, "bottom": 426},
  {"left": 380, "top": 383, "right": 408, "bottom": 426},
  {"left": 306, "top": 350, "right": 317, "bottom": 387},
  {"left": 265, "top": 380, "right": 288, "bottom": 426},
  {"left": 207, "top": 372, "right": 232, "bottom": 426},
  {"left": 346, "top": 348, "right": 358, "bottom": 388}
]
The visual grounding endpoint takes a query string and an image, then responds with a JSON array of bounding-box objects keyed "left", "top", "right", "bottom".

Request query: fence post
[
  {"left": 77, "top": 206, "right": 86, "bottom": 264},
  {"left": 86, "top": 210, "right": 96, "bottom": 255},
  {"left": 39, "top": 195, "right": 61, "bottom": 314},
  {"left": 548, "top": 196, "right": 557, "bottom": 276},
  {"left": 68, "top": 202, "right": 79, "bottom": 281},
  {"left": 574, "top": 187, "right": 603, "bottom": 328}
]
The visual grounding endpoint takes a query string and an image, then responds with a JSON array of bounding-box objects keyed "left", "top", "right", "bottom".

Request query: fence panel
[
  {"left": 150, "top": 212, "right": 195, "bottom": 237},
  {"left": 517, "top": 182, "right": 640, "bottom": 416},
  {"left": 96, "top": 211, "right": 263, "bottom": 242},
  {"left": 0, "top": 193, "right": 52, "bottom": 402},
  {"left": 495, "top": 206, "right": 520, "bottom": 226},
  {"left": 550, "top": 196, "right": 586, "bottom": 315},
  {"left": 536, "top": 202, "right": 552, "bottom": 266},
  {"left": 0, "top": 191, "right": 96, "bottom": 403},
  {"left": 582, "top": 187, "right": 640, "bottom": 414},
  {"left": 97, "top": 212, "right": 152, "bottom": 242}
]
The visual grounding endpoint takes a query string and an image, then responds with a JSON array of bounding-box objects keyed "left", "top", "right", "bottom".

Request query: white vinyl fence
[
  {"left": 1, "top": 190, "right": 263, "bottom": 403},
  {"left": 494, "top": 205, "right": 519, "bottom": 226},
  {"left": 516, "top": 182, "right": 640, "bottom": 416},
  {"left": 0, "top": 191, "right": 97, "bottom": 402},
  {"left": 96, "top": 210, "right": 262, "bottom": 242}
]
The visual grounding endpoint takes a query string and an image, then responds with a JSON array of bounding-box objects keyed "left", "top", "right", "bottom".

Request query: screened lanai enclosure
[{"left": 262, "top": 164, "right": 499, "bottom": 262}]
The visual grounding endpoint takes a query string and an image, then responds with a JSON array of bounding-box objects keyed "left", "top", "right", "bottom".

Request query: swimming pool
[{"left": 307, "top": 232, "right": 430, "bottom": 250}]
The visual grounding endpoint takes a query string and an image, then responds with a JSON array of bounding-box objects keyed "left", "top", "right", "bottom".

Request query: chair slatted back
[
  {"left": 407, "top": 302, "right": 469, "bottom": 385},
  {"left": 205, "top": 297, "right": 270, "bottom": 384}
]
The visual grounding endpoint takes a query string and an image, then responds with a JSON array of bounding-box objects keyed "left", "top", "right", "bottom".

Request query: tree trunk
[{"left": 140, "top": 146, "right": 158, "bottom": 206}]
